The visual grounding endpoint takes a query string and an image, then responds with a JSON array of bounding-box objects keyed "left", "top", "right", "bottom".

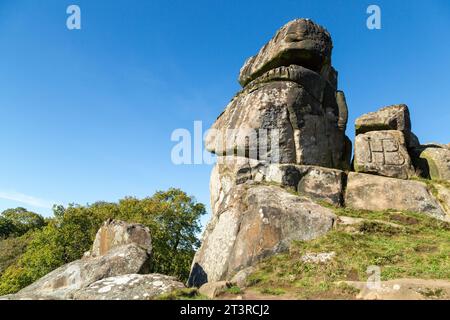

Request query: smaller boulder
[
  {"left": 355, "top": 104, "right": 411, "bottom": 135},
  {"left": 89, "top": 219, "right": 152, "bottom": 257},
  {"left": 199, "top": 281, "right": 231, "bottom": 299}
]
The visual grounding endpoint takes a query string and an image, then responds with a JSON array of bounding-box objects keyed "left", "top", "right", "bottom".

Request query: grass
[
  {"left": 224, "top": 286, "right": 243, "bottom": 295},
  {"left": 155, "top": 288, "right": 208, "bottom": 300},
  {"left": 259, "top": 288, "right": 286, "bottom": 296},
  {"left": 244, "top": 208, "right": 450, "bottom": 299}
]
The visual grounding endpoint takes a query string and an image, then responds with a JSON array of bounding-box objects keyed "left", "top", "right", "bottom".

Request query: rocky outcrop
[
  {"left": 73, "top": 274, "right": 185, "bottom": 300},
  {"left": 189, "top": 184, "right": 336, "bottom": 287},
  {"left": 189, "top": 18, "right": 450, "bottom": 290},
  {"left": 1, "top": 220, "right": 185, "bottom": 300},
  {"left": 192, "top": 19, "right": 351, "bottom": 288},
  {"left": 345, "top": 173, "right": 447, "bottom": 220}
]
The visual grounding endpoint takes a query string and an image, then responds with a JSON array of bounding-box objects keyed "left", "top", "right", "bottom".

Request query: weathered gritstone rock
[
  {"left": 15, "top": 244, "right": 150, "bottom": 300},
  {"left": 354, "top": 130, "right": 414, "bottom": 179},
  {"left": 345, "top": 172, "right": 447, "bottom": 220},
  {"left": 73, "top": 274, "right": 185, "bottom": 300},
  {"left": 413, "top": 146, "right": 450, "bottom": 181},
  {"left": 239, "top": 19, "right": 334, "bottom": 87},
  {"left": 205, "top": 19, "right": 350, "bottom": 170},
  {"left": 189, "top": 184, "right": 337, "bottom": 287},
  {"left": 210, "top": 156, "right": 346, "bottom": 208},
  {"left": 355, "top": 104, "right": 411, "bottom": 135},
  {"left": 89, "top": 219, "right": 152, "bottom": 258}
]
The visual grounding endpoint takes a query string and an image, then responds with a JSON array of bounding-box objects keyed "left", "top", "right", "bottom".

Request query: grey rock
[
  {"left": 355, "top": 104, "right": 411, "bottom": 135},
  {"left": 345, "top": 172, "right": 447, "bottom": 220},
  {"left": 15, "top": 244, "right": 150, "bottom": 300},
  {"left": 73, "top": 274, "right": 185, "bottom": 300},
  {"left": 413, "top": 146, "right": 450, "bottom": 181},
  {"left": 230, "top": 266, "right": 256, "bottom": 288},
  {"left": 239, "top": 19, "right": 333, "bottom": 87},
  {"left": 188, "top": 184, "right": 336, "bottom": 287},
  {"left": 199, "top": 281, "right": 231, "bottom": 299},
  {"left": 354, "top": 130, "right": 415, "bottom": 179},
  {"left": 89, "top": 219, "right": 152, "bottom": 258},
  {"left": 210, "top": 157, "right": 345, "bottom": 207}
]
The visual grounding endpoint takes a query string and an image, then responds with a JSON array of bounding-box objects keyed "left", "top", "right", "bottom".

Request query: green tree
[{"left": 0, "top": 208, "right": 45, "bottom": 238}]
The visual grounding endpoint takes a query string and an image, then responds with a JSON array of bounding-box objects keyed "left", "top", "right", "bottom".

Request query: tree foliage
[
  {"left": 0, "top": 208, "right": 45, "bottom": 239},
  {"left": 0, "top": 189, "right": 206, "bottom": 295}
]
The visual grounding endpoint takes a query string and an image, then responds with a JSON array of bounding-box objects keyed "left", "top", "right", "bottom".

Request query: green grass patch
[
  {"left": 156, "top": 288, "right": 207, "bottom": 300},
  {"left": 245, "top": 209, "right": 450, "bottom": 299},
  {"left": 224, "top": 286, "right": 243, "bottom": 295}
]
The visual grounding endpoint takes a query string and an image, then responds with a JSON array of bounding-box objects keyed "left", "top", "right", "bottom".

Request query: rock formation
[
  {"left": 0, "top": 220, "right": 185, "bottom": 300},
  {"left": 189, "top": 19, "right": 351, "bottom": 287},
  {"left": 189, "top": 19, "right": 450, "bottom": 289}
]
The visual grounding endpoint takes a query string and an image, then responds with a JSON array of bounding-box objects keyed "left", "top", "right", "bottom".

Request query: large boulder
[
  {"left": 345, "top": 172, "right": 447, "bottom": 221},
  {"left": 354, "top": 130, "right": 415, "bottom": 179},
  {"left": 89, "top": 219, "right": 152, "bottom": 258},
  {"left": 238, "top": 19, "right": 334, "bottom": 87},
  {"left": 412, "top": 146, "right": 450, "bottom": 181},
  {"left": 188, "top": 184, "right": 337, "bottom": 287},
  {"left": 73, "top": 274, "right": 185, "bottom": 300},
  {"left": 205, "top": 19, "right": 350, "bottom": 170},
  {"left": 15, "top": 244, "right": 150, "bottom": 300}
]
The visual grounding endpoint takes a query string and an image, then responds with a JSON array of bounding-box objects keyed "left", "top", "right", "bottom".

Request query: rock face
[
  {"left": 89, "top": 219, "right": 152, "bottom": 258},
  {"left": 189, "top": 184, "right": 336, "bottom": 287},
  {"left": 2, "top": 220, "right": 185, "bottom": 300},
  {"left": 345, "top": 173, "right": 447, "bottom": 220},
  {"left": 73, "top": 274, "right": 185, "bottom": 300},
  {"left": 354, "top": 105, "right": 416, "bottom": 179},
  {"left": 354, "top": 130, "right": 415, "bottom": 179}
]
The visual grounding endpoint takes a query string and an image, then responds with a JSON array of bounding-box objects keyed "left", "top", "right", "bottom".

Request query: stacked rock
[
  {"left": 353, "top": 104, "right": 450, "bottom": 181},
  {"left": 353, "top": 104, "right": 416, "bottom": 179},
  {"left": 189, "top": 19, "right": 351, "bottom": 287}
]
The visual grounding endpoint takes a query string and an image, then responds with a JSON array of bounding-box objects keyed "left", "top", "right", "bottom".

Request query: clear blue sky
[{"left": 1, "top": 0, "right": 449, "bottom": 227}]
